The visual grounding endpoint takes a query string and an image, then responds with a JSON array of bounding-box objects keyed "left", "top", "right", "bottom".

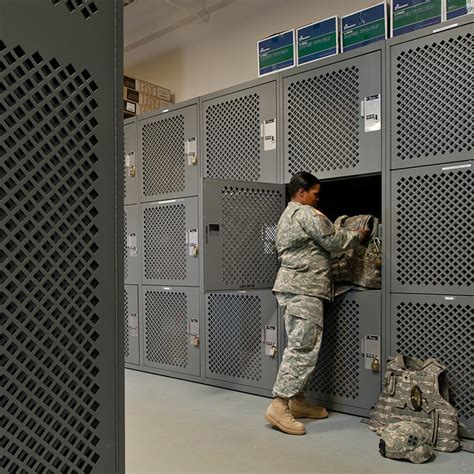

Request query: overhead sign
[
  {"left": 391, "top": 1, "right": 444, "bottom": 37},
  {"left": 341, "top": 2, "right": 388, "bottom": 52},
  {"left": 446, "top": 0, "right": 474, "bottom": 19},
  {"left": 258, "top": 29, "right": 295, "bottom": 77},
  {"left": 297, "top": 16, "right": 339, "bottom": 66}
]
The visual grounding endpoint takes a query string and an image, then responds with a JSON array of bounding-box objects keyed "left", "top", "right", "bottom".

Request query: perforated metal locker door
[
  {"left": 390, "top": 294, "right": 473, "bottom": 438},
  {"left": 124, "top": 118, "right": 138, "bottom": 205},
  {"left": 283, "top": 51, "right": 382, "bottom": 181},
  {"left": 390, "top": 23, "right": 474, "bottom": 169},
  {"left": 143, "top": 286, "right": 200, "bottom": 377},
  {"left": 203, "top": 179, "right": 285, "bottom": 291},
  {"left": 124, "top": 285, "right": 139, "bottom": 365},
  {"left": 1, "top": 2, "right": 122, "bottom": 473},
  {"left": 142, "top": 197, "right": 199, "bottom": 286},
  {"left": 202, "top": 82, "right": 278, "bottom": 183},
  {"left": 391, "top": 162, "right": 473, "bottom": 295},
  {"left": 302, "top": 291, "right": 381, "bottom": 414},
  {"left": 139, "top": 104, "right": 199, "bottom": 201},
  {"left": 205, "top": 290, "right": 278, "bottom": 391},
  {"left": 124, "top": 204, "right": 139, "bottom": 285}
]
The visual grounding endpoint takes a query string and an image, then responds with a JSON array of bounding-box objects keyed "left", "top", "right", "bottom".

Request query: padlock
[
  {"left": 129, "top": 166, "right": 136, "bottom": 177},
  {"left": 371, "top": 355, "right": 380, "bottom": 372},
  {"left": 270, "top": 344, "right": 277, "bottom": 358},
  {"left": 192, "top": 335, "right": 200, "bottom": 347}
]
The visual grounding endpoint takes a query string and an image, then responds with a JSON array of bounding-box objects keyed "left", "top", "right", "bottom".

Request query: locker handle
[{"left": 205, "top": 226, "right": 208, "bottom": 244}]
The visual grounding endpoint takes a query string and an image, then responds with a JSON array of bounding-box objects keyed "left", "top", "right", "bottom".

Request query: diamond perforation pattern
[
  {"left": 207, "top": 294, "right": 262, "bottom": 381},
  {"left": 144, "top": 290, "right": 188, "bottom": 368},
  {"left": 395, "top": 169, "right": 473, "bottom": 288},
  {"left": 287, "top": 66, "right": 360, "bottom": 175},
  {"left": 394, "top": 33, "right": 473, "bottom": 162},
  {"left": 222, "top": 186, "right": 281, "bottom": 288},
  {"left": 124, "top": 289, "right": 130, "bottom": 359},
  {"left": 308, "top": 300, "right": 360, "bottom": 399},
  {"left": 51, "top": 0, "right": 98, "bottom": 20},
  {"left": 142, "top": 115, "right": 185, "bottom": 197},
  {"left": 143, "top": 204, "right": 186, "bottom": 281},
  {"left": 1, "top": 42, "right": 101, "bottom": 473},
  {"left": 205, "top": 93, "right": 261, "bottom": 180},
  {"left": 395, "top": 301, "right": 473, "bottom": 421}
]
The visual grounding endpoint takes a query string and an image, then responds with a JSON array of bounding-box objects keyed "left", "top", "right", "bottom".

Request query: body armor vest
[
  {"left": 332, "top": 214, "right": 382, "bottom": 289},
  {"left": 368, "top": 355, "right": 459, "bottom": 452}
]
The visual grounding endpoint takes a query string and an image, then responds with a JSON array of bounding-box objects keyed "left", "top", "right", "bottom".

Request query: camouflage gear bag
[
  {"left": 379, "top": 421, "right": 434, "bottom": 464},
  {"left": 368, "top": 354, "right": 459, "bottom": 452},
  {"left": 332, "top": 214, "right": 382, "bottom": 289}
]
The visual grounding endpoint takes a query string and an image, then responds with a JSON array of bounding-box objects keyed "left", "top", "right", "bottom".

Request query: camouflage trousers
[{"left": 273, "top": 294, "right": 324, "bottom": 399}]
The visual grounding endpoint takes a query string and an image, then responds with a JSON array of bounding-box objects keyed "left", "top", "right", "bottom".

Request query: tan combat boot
[
  {"left": 289, "top": 393, "right": 328, "bottom": 419},
  {"left": 265, "top": 397, "right": 306, "bottom": 435}
]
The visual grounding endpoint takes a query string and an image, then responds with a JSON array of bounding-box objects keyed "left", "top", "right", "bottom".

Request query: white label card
[
  {"left": 128, "top": 313, "right": 138, "bottom": 337},
  {"left": 189, "top": 318, "right": 199, "bottom": 336},
  {"left": 265, "top": 325, "right": 277, "bottom": 355},
  {"left": 188, "top": 229, "right": 198, "bottom": 256},
  {"left": 364, "top": 94, "right": 381, "bottom": 133},
  {"left": 127, "top": 233, "right": 137, "bottom": 257},
  {"left": 364, "top": 334, "right": 380, "bottom": 370},
  {"left": 263, "top": 118, "right": 277, "bottom": 151}
]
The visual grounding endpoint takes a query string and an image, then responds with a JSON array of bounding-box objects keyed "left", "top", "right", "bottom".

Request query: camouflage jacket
[{"left": 272, "top": 201, "right": 360, "bottom": 300}]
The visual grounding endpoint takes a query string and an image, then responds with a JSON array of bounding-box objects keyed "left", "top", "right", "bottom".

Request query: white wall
[{"left": 125, "top": 0, "right": 381, "bottom": 103}]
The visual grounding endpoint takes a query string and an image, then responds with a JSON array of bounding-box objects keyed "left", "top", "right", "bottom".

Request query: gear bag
[{"left": 368, "top": 354, "right": 459, "bottom": 452}]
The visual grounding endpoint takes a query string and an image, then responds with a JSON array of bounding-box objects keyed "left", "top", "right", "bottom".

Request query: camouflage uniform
[{"left": 272, "top": 202, "right": 360, "bottom": 398}]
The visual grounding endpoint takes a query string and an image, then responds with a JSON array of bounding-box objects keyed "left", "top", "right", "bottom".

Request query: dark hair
[{"left": 288, "top": 172, "right": 320, "bottom": 197}]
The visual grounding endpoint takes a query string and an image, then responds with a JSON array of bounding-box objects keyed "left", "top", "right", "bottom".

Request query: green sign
[
  {"left": 447, "top": 0, "right": 473, "bottom": 20},
  {"left": 258, "top": 30, "right": 295, "bottom": 77},
  {"left": 392, "top": 1, "right": 443, "bottom": 37}
]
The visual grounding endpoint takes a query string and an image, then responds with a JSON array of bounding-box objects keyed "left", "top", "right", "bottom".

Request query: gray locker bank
[{"left": 123, "top": 14, "right": 473, "bottom": 439}]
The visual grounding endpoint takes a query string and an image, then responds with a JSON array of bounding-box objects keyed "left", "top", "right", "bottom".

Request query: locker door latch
[{"left": 185, "top": 138, "right": 198, "bottom": 166}]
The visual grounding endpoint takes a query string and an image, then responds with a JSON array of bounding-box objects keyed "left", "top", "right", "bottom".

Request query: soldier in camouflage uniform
[{"left": 265, "top": 172, "right": 368, "bottom": 435}]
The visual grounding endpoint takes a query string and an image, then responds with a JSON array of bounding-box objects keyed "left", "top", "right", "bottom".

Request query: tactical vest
[
  {"left": 368, "top": 355, "right": 459, "bottom": 452},
  {"left": 332, "top": 214, "right": 382, "bottom": 289}
]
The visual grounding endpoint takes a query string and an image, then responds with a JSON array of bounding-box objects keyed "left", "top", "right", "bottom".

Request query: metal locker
[
  {"left": 139, "top": 101, "right": 199, "bottom": 202},
  {"left": 142, "top": 285, "right": 200, "bottom": 377},
  {"left": 142, "top": 197, "right": 199, "bottom": 286},
  {"left": 390, "top": 294, "right": 473, "bottom": 439},
  {"left": 390, "top": 161, "right": 473, "bottom": 296},
  {"left": 204, "top": 290, "right": 278, "bottom": 394},
  {"left": 124, "top": 204, "right": 140, "bottom": 285},
  {"left": 283, "top": 45, "right": 383, "bottom": 181},
  {"left": 389, "top": 19, "right": 474, "bottom": 170},
  {"left": 1, "top": 2, "right": 123, "bottom": 473},
  {"left": 203, "top": 178, "right": 285, "bottom": 291},
  {"left": 124, "top": 285, "right": 140, "bottom": 365},
  {"left": 202, "top": 79, "right": 278, "bottom": 183},
  {"left": 124, "top": 117, "right": 138, "bottom": 205},
  {"left": 304, "top": 290, "right": 382, "bottom": 416}
]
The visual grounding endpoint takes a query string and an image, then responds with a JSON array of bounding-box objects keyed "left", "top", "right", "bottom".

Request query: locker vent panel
[
  {"left": 393, "top": 33, "right": 473, "bottom": 164},
  {"left": 205, "top": 93, "right": 261, "bottom": 181},
  {"left": 287, "top": 66, "right": 360, "bottom": 174},
  {"left": 222, "top": 186, "right": 281, "bottom": 288},
  {"left": 143, "top": 204, "right": 186, "bottom": 281},
  {"left": 308, "top": 300, "right": 360, "bottom": 399},
  {"left": 394, "top": 168, "right": 473, "bottom": 290},
  {"left": 1, "top": 42, "right": 102, "bottom": 473},
  {"left": 144, "top": 290, "right": 188, "bottom": 368},
  {"left": 142, "top": 115, "right": 185, "bottom": 197},
  {"left": 207, "top": 293, "right": 262, "bottom": 381}
]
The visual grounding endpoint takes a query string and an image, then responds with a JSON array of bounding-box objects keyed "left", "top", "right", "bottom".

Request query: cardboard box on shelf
[
  {"left": 138, "top": 99, "right": 173, "bottom": 115},
  {"left": 136, "top": 79, "right": 172, "bottom": 101},
  {"left": 123, "top": 87, "right": 140, "bottom": 103}
]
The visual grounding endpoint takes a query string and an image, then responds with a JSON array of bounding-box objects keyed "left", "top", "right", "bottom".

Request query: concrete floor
[{"left": 125, "top": 369, "right": 473, "bottom": 473}]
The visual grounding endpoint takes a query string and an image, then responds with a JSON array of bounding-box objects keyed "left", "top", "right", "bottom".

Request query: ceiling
[{"left": 124, "top": 0, "right": 236, "bottom": 53}]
